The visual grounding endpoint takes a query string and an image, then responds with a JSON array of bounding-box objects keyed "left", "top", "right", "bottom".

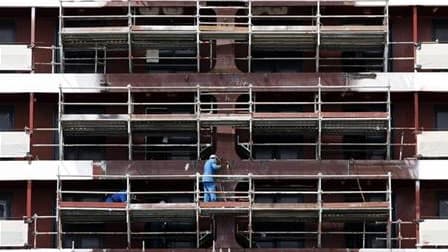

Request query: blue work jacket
[
  {"left": 105, "top": 191, "right": 127, "bottom": 202},
  {"left": 202, "top": 158, "right": 220, "bottom": 182}
]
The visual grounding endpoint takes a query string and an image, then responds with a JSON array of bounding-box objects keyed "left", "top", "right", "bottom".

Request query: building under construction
[{"left": 1, "top": 0, "right": 448, "bottom": 251}]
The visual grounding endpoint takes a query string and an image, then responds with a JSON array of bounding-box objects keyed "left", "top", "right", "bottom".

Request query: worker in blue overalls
[
  {"left": 202, "top": 154, "right": 221, "bottom": 202},
  {"left": 105, "top": 190, "right": 127, "bottom": 202}
]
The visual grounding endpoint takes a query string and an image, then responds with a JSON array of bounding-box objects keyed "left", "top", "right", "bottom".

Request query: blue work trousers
[{"left": 203, "top": 182, "right": 217, "bottom": 202}]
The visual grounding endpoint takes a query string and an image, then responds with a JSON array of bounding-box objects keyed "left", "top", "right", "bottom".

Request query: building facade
[{"left": 0, "top": 0, "right": 448, "bottom": 251}]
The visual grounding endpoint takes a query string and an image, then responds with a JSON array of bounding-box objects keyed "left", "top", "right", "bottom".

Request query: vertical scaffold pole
[
  {"left": 126, "top": 174, "right": 131, "bottom": 249},
  {"left": 248, "top": 173, "right": 253, "bottom": 248},
  {"left": 315, "top": 0, "right": 320, "bottom": 72},
  {"left": 58, "top": 86, "right": 64, "bottom": 160},
  {"left": 386, "top": 84, "right": 392, "bottom": 160},
  {"left": 33, "top": 214, "right": 39, "bottom": 248},
  {"left": 249, "top": 85, "right": 253, "bottom": 160},
  {"left": 56, "top": 171, "right": 62, "bottom": 248},
  {"left": 317, "top": 172, "right": 322, "bottom": 248},
  {"left": 317, "top": 78, "right": 322, "bottom": 160},
  {"left": 383, "top": 0, "right": 390, "bottom": 72},
  {"left": 196, "top": 85, "right": 201, "bottom": 160},
  {"left": 128, "top": 84, "right": 132, "bottom": 160},
  {"left": 103, "top": 47, "right": 107, "bottom": 74},
  {"left": 94, "top": 47, "right": 98, "bottom": 73},
  {"left": 127, "top": 0, "right": 133, "bottom": 73},
  {"left": 196, "top": 172, "right": 201, "bottom": 248},
  {"left": 51, "top": 45, "right": 56, "bottom": 73},
  {"left": 196, "top": 0, "right": 200, "bottom": 72},
  {"left": 362, "top": 220, "right": 366, "bottom": 248},
  {"left": 387, "top": 172, "right": 393, "bottom": 248},
  {"left": 58, "top": 0, "right": 64, "bottom": 73},
  {"left": 248, "top": 0, "right": 252, "bottom": 72}
]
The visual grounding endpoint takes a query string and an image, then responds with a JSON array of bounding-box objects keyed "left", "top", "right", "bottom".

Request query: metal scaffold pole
[
  {"left": 248, "top": 0, "right": 252, "bottom": 73},
  {"left": 127, "top": 0, "right": 133, "bottom": 73},
  {"left": 56, "top": 171, "right": 62, "bottom": 248},
  {"left": 58, "top": 86, "right": 64, "bottom": 160},
  {"left": 386, "top": 83, "right": 392, "bottom": 160},
  {"left": 126, "top": 174, "right": 131, "bottom": 249},
  {"left": 317, "top": 78, "right": 322, "bottom": 160},
  {"left": 362, "top": 220, "right": 366, "bottom": 248},
  {"left": 248, "top": 173, "right": 253, "bottom": 248},
  {"left": 94, "top": 47, "right": 98, "bottom": 73},
  {"left": 316, "top": 0, "right": 321, "bottom": 72},
  {"left": 103, "top": 47, "right": 107, "bottom": 74},
  {"left": 195, "top": 172, "right": 201, "bottom": 248},
  {"left": 50, "top": 173, "right": 393, "bottom": 249},
  {"left": 317, "top": 172, "right": 322, "bottom": 248},
  {"left": 383, "top": 0, "right": 390, "bottom": 72},
  {"left": 196, "top": 85, "right": 201, "bottom": 160},
  {"left": 196, "top": 0, "right": 201, "bottom": 73},
  {"left": 58, "top": 0, "right": 64, "bottom": 73},
  {"left": 387, "top": 171, "right": 393, "bottom": 248},
  {"left": 249, "top": 84, "right": 253, "bottom": 160},
  {"left": 127, "top": 84, "right": 132, "bottom": 160}
]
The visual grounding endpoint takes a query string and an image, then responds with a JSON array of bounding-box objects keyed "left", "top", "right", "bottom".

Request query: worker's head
[{"left": 209, "top": 154, "right": 218, "bottom": 160}]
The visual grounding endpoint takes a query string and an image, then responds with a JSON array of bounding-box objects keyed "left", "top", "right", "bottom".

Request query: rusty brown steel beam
[
  {"left": 100, "top": 159, "right": 417, "bottom": 179},
  {"left": 87, "top": 249, "right": 361, "bottom": 252},
  {"left": 104, "top": 73, "right": 346, "bottom": 91},
  {"left": 90, "top": 0, "right": 367, "bottom": 8}
]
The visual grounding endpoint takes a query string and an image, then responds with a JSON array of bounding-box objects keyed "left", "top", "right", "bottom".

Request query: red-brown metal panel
[
  {"left": 104, "top": 73, "right": 346, "bottom": 90},
  {"left": 59, "top": 201, "right": 126, "bottom": 209},
  {"left": 102, "top": 159, "right": 418, "bottom": 179}
]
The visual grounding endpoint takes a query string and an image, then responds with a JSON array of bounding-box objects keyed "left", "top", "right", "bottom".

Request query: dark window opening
[
  {"left": 345, "top": 222, "right": 386, "bottom": 248},
  {"left": 237, "top": 93, "right": 308, "bottom": 113},
  {"left": 63, "top": 137, "right": 105, "bottom": 160},
  {"left": 63, "top": 9, "right": 128, "bottom": 28},
  {"left": 251, "top": 7, "right": 311, "bottom": 26},
  {"left": 320, "top": 7, "right": 384, "bottom": 26},
  {"left": 251, "top": 181, "right": 306, "bottom": 248},
  {"left": 145, "top": 104, "right": 193, "bottom": 115},
  {"left": 252, "top": 50, "right": 304, "bottom": 73},
  {"left": 343, "top": 134, "right": 387, "bottom": 160},
  {"left": 435, "top": 106, "right": 448, "bottom": 130},
  {"left": 145, "top": 48, "right": 196, "bottom": 73},
  {"left": 253, "top": 134, "right": 304, "bottom": 160},
  {"left": 341, "top": 104, "right": 387, "bottom": 160},
  {"left": 433, "top": 20, "right": 448, "bottom": 42},
  {"left": 64, "top": 50, "right": 105, "bottom": 74},
  {"left": 141, "top": 95, "right": 215, "bottom": 160},
  {"left": 0, "top": 194, "right": 11, "bottom": 219},
  {"left": 62, "top": 224, "right": 104, "bottom": 248},
  {"left": 0, "top": 21, "right": 16, "bottom": 43},
  {"left": 144, "top": 132, "right": 197, "bottom": 160},
  {"left": 63, "top": 106, "right": 105, "bottom": 160},
  {"left": 144, "top": 95, "right": 215, "bottom": 114},
  {"left": 341, "top": 51, "right": 384, "bottom": 72},
  {"left": 144, "top": 221, "right": 195, "bottom": 248},
  {"left": 344, "top": 193, "right": 387, "bottom": 248},
  {"left": 135, "top": 7, "right": 196, "bottom": 26},
  {"left": 253, "top": 222, "right": 305, "bottom": 248},
  {"left": 438, "top": 193, "right": 448, "bottom": 218},
  {"left": 236, "top": 93, "right": 312, "bottom": 160},
  {"left": 0, "top": 106, "right": 14, "bottom": 130}
]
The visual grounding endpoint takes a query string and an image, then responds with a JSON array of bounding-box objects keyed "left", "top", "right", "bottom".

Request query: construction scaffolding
[
  {"left": 56, "top": 0, "right": 390, "bottom": 73},
  {"left": 51, "top": 172, "right": 393, "bottom": 249},
  {"left": 55, "top": 81, "right": 391, "bottom": 160}
]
